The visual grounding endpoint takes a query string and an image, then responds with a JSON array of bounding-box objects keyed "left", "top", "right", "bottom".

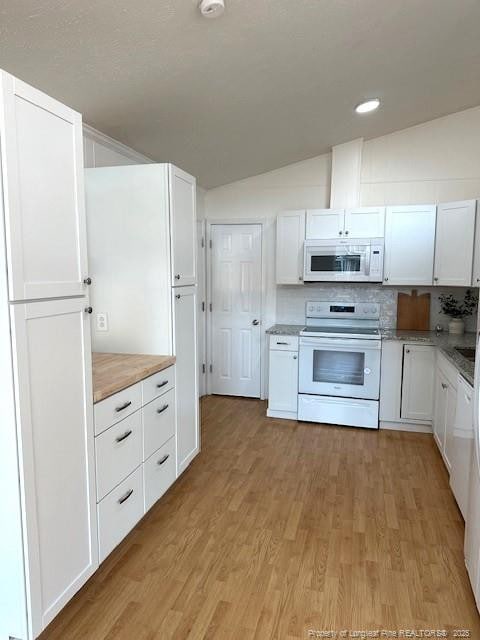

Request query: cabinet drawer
[
  {"left": 94, "top": 383, "right": 142, "bottom": 436},
  {"left": 269, "top": 335, "right": 299, "bottom": 351},
  {"left": 144, "top": 437, "right": 176, "bottom": 512},
  {"left": 97, "top": 465, "right": 144, "bottom": 563},
  {"left": 143, "top": 388, "right": 176, "bottom": 461},
  {"left": 142, "top": 365, "right": 175, "bottom": 405},
  {"left": 95, "top": 410, "right": 143, "bottom": 502}
]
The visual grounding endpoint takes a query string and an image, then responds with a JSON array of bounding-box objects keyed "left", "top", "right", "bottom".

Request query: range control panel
[{"left": 305, "top": 301, "right": 380, "bottom": 320}]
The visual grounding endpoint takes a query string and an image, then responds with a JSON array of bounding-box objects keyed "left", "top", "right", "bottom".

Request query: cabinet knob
[
  {"left": 405, "top": 349, "right": 410, "bottom": 353},
  {"left": 175, "top": 274, "right": 181, "bottom": 280},
  {"left": 293, "top": 355, "right": 298, "bottom": 360},
  {"left": 339, "top": 230, "right": 343, "bottom": 236},
  {"left": 84, "top": 306, "right": 93, "bottom": 314},
  {"left": 176, "top": 294, "right": 181, "bottom": 299},
  {"left": 252, "top": 319, "right": 260, "bottom": 326},
  {"left": 298, "top": 276, "right": 303, "bottom": 281},
  {"left": 477, "top": 278, "right": 480, "bottom": 283},
  {"left": 434, "top": 277, "right": 439, "bottom": 282},
  {"left": 441, "top": 382, "right": 448, "bottom": 390},
  {"left": 384, "top": 277, "right": 389, "bottom": 282},
  {"left": 83, "top": 277, "right": 92, "bottom": 285},
  {"left": 344, "top": 230, "right": 349, "bottom": 235}
]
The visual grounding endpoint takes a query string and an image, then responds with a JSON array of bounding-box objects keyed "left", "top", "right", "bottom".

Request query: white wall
[{"left": 360, "top": 105, "right": 480, "bottom": 206}]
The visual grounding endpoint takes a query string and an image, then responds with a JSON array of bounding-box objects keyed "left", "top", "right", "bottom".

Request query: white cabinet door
[
  {"left": 344, "top": 207, "right": 385, "bottom": 238},
  {"left": 173, "top": 286, "right": 200, "bottom": 475},
  {"left": 400, "top": 344, "right": 435, "bottom": 421},
  {"left": 444, "top": 383, "right": 457, "bottom": 472},
  {"left": 379, "top": 340, "right": 403, "bottom": 422},
  {"left": 268, "top": 349, "right": 298, "bottom": 414},
  {"left": 0, "top": 72, "right": 88, "bottom": 301},
  {"left": 383, "top": 205, "right": 436, "bottom": 285},
  {"left": 10, "top": 297, "right": 97, "bottom": 636},
  {"left": 306, "top": 208, "right": 344, "bottom": 240},
  {"left": 434, "top": 200, "right": 476, "bottom": 286},
  {"left": 472, "top": 201, "right": 480, "bottom": 285},
  {"left": 276, "top": 211, "right": 305, "bottom": 284},
  {"left": 450, "top": 376, "right": 474, "bottom": 519},
  {"left": 170, "top": 165, "right": 197, "bottom": 287},
  {"left": 433, "top": 368, "right": 448, "bottom": 454}
]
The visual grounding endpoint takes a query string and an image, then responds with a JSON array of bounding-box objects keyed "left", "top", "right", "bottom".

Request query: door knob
[
  {"left": 252, "top": 319, "right": 260, "bottom": 326},
  {"left": 84, "top": 306, "right": 93, "bottom": 314},
  {"left": 83, "top": 277, "right": 92, "bottom": 285}
]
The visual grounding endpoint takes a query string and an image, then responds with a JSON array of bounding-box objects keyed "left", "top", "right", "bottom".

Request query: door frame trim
[{"left": 205, "top": 218, "right": 267, "bottom": 399}]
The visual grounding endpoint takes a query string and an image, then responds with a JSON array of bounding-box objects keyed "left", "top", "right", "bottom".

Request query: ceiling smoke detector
[{"left": 199, "top": 0, "right": 225, "bottom": 18}]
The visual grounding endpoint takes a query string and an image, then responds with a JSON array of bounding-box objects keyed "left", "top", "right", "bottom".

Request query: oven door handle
[{"left": 299, "top": 338, "right": 381, "bottom": 350}]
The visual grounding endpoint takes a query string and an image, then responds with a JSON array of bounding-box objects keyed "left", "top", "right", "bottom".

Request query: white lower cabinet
[
  {"left": 144, "top": 436, "right": 176, "bottom": 512},
  {"left": 379, "top": 340, "right": 434, "bottom": 428},
  {"left": 97, "top": 466, "right": 144, "bottom": 562},
  {"left": 400, "top": 344, "right": 435, "bottom": 421},
  {"left": 173, "top": 286, "right": 200, "bottom": 475},
  {"left": 93, "top": 364, "right": 177, "bottom": 564},
  {"left": 450, "top": 375, "right": 474, "bottom": 518},
  {"left": 433, "top": 353, "right": 458, "bottom": 472},
  {"left": 267, "top": 335, "right": 299, "bottom": 419}
]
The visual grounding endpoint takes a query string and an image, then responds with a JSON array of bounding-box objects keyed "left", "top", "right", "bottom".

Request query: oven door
[
  {"left": 299, "top": 337, "right": 381, "bottom": 400},
  {"left": 304, "top": 243, "right": 370, "bottom": 282}
]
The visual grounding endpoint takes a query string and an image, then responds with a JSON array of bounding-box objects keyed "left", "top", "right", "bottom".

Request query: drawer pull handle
[
  {"left": 116, "top": 429, "right": 133, "bottom": 443},
  {"left": 115, "top": 401, "right": 132, "bottom": 413},
  {"left": 157, "top": 404, "right": 169, "bottom": 414},
  {"left": 156, "top": 380, "right": 168, "bottom": 389},
  {"left": 276, "top": 341, "right": 289, "bottom": 345},
  {"left": 157, "top": 454, "right": 170, "bottom": 466},
  {"left": 118, "top": 489, "right": 134, "bottom": 505}
]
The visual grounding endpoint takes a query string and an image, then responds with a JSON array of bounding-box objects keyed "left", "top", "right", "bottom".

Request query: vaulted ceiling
[{"left": 1, "top": 0, "right": 480, "bottom": 187}]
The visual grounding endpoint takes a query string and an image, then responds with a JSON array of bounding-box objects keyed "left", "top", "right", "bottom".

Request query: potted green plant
[{"left": 438, "top": 289, "right": 478, "bottom": 334}]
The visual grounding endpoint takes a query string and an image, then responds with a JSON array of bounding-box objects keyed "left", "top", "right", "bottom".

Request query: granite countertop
[
  {"left": 381, "top": 330, "right": 476, "bottom": 386},
  {"left": 266, "top": 324, "right": 305, "bottom": 336},
  {"left": 92, "top": 352, "right": 176, "bottom": 403}
]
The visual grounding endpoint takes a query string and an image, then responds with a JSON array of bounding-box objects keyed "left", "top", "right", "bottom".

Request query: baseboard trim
[
  {"left": 380, "top": 420, "right": 432, "bottom": 434},
  {"left": 267, "top": 409, "right": 298, "bottom": 420}
]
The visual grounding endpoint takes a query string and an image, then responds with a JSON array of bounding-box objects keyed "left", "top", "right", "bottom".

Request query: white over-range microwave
[{"left": 303, "top": 238, "right": 384, "bottom": 282}]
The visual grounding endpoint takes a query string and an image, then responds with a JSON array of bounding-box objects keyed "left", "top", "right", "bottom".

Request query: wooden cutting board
[{"left": 397, "top": 290, "right": 430, "bottom": 331}]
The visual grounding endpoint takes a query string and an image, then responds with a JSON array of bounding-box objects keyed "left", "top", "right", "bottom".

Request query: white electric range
[{"left": 298, "top": 301, "right": 381, "bottom": 429}]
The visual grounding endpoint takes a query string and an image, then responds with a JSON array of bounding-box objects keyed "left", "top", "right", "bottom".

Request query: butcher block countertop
[{"left": 92, "top": 352, "right": 176, "bottom": 404}]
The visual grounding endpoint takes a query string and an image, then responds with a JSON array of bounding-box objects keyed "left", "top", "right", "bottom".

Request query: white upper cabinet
[
  {"left": 10, "top": 298, "right": 97, "bottom": 635},
  {"left": 383, "top": 205, "right": 436, "bottom": 286},
  {"left": 400, "top": 344, "right": 435, "bottom": 421},
  {"left": 344, "top": 206, "right": 385, "bottom": 238},
  {"left": 470, "top": 201, "right": 480, "bottom": 286},
  {"left": 170, "top": 166, "right": 196, "bottom": 287},
  {"left": 0, "top": 72, "right": 88, "bottom": 301},
  {"left": 306, "top": 207, "right": 385, "bottom": 240},
  {"left": 276, "top": 210, "right": 305, "bottom": 284},
  {"left": 434, "top": 200, "right": 476, "bottom": 286},
  {"left": 173, "top": 286, "right": 199, "bottom": 475},
  {"left": 306, "top": 208, "right": 344, "bottom": 239}
]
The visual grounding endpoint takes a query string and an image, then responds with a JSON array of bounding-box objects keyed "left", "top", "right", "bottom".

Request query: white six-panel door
[
  {"left": 173, "top": 286, "right": 200, "bottom": 475},
  {"left": 210, "top": 224, "right": 262, "bottom": 397},
  {"left": 170, "top": 166, "right": 197, "bottom": 287},
  {"left": 10, "top": 297, "right": 97, "bottom": 636},
  {"left": 0, "top": 71, "right": 89, "bottom": 301}
]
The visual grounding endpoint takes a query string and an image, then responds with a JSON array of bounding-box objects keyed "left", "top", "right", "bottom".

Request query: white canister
[{"left": 448, "top": 318, "right": 465, "bottom": 334}]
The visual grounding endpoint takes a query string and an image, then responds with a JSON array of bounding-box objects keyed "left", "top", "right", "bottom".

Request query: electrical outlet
[{"left": 96, "top": 312, "right": 108, "bottom": 332}]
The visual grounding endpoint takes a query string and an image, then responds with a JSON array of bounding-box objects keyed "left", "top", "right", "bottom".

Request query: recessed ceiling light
[
  {"left": 199, "top": 0, "right": 225, "bottom": 18},
  {"left": 355, "top": 98, "right": 380, "bottom": 114}
]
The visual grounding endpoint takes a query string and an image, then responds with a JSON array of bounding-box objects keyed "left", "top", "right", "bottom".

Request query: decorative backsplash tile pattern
[{"left": 276, "top": 284, "right": 478, "bottom": 332}]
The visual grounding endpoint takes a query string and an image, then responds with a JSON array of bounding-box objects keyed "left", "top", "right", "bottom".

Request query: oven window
[
  {"left": 313, "top": 350, "right": 365, "bottom": 386},
  {"left": 310, "top": 254, "right": 361, "bottom": 272}
]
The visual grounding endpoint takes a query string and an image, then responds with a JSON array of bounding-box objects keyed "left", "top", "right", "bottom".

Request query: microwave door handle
[{"left": 365, "top": 248, "right": 371, "bottom": 276}]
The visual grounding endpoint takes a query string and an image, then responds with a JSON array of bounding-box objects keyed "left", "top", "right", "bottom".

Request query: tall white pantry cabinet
[
  {"left": 0, "top": 71, "right": 97, "bottom": 640},
  {"left": 85, "top": 164, "right": 200, "bottom": 478}
]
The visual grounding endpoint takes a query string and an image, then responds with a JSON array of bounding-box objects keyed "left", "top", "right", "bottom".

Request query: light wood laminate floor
[{"left": 41, "top": 396, "right": 480, "bottom": 639}]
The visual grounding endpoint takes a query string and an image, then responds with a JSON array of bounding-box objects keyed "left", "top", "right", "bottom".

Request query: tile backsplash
[{"left": 276, "top": 284, "right": 478, "bottom": 332}]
